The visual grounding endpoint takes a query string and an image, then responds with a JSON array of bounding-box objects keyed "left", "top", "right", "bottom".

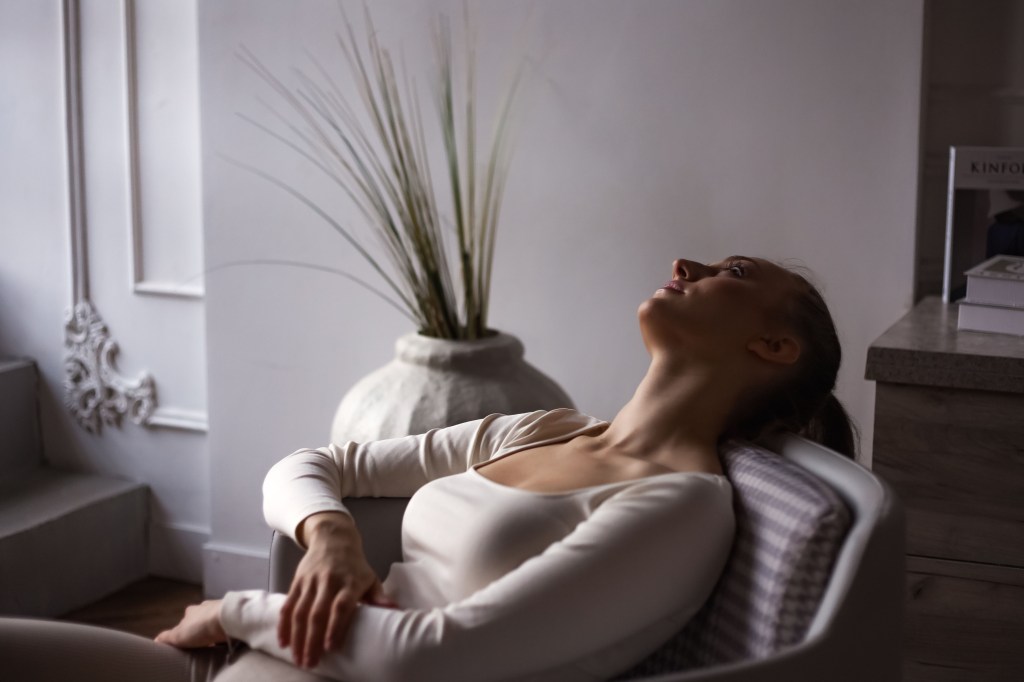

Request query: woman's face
[{"left": 638, "top": 255, "right": 804, "bottom": 365}]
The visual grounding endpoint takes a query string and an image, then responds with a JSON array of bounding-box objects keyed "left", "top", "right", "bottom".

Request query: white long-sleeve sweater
[{"left": 220, "top": 408, "right": 735, "bottom": 681}]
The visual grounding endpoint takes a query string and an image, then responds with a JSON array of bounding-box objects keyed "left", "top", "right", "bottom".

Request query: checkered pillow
[{"left": 615, "top": 440, "right": 852, "bottom": 678}]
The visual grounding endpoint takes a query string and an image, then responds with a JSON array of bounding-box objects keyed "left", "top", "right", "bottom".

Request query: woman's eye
[{"left": 729, "top": 264, "right": 745, "bottom": 277}]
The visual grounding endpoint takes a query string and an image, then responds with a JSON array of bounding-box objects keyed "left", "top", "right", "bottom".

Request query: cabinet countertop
[{"left": 865, "top": 296, "right": 1024, "bottom": 394}]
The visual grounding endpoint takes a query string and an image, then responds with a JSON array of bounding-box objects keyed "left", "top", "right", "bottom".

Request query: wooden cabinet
[{"left": 866, "top": 297, "right": 1024, "bottom": 682}]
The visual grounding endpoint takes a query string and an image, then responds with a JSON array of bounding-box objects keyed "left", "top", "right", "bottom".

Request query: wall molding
[
  {"left": 148, "top": 406, "right": 209, "bottom": 433},
  {"left": 203, "top": 542, "right": 271, "bottom": 598},
  {"left": 133, "top": 281, "right": 205, "bottom": 299},
  {"left": 122, "top": 0, "right": 205, "bottom": 300},
  {"left": 64, "top": 300, "right": 156, "bottom": 432},
  {"left": 62, "top": 0, "right": 160, "bottom": 433},
  {"left": 149, "top": 521, "right": 210, "bottom": 583},
  {"left": 62, "top": 0, "right": 209, "bottom": 432},
  {"left": 62, "top": 0, "right": 88, "bottom": 304}
]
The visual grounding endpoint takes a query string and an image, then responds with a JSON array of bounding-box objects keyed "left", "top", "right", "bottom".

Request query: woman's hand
[
  {"left": 154, "top": 599, "right": 227, "bottom": 648},
  {"left": 282, "top": 512, "right": 399, "bottom": 669}
]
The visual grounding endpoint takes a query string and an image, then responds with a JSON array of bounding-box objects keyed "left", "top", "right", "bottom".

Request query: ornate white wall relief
[
  {"left": 61, "top": 0, "right": 159, "bottom": 433},
  {"left": 64, "top": 301, "right": 156, "bottom": 433}
]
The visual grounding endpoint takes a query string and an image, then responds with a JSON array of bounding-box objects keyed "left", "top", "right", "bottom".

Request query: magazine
[
  {"left": 958, "top": 301, "right": 1024, "bottom": 336},
  {"left": 964, "top": 254, "right": 1024, "bottom": 308},
  {"left": 942, "top": 147, "right": 1024, "bottom": 303}
]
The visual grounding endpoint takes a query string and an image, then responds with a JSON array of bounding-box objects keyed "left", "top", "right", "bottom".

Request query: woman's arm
[
  {"left": 262, "top": 411, "right": 556, "bottom": 547},
  {"left": 263, "top": 411, "right": 522, "bottom": 667},
  {"left": 262, "top": 408, "right": 606, "bottom": 668},
  {"left": 224, "top": 475, "right": 736, "bottom": 682}
]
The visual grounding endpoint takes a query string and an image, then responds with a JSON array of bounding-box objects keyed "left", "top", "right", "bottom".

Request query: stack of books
[{"left": 958, "top": 254, "right": 1024, "bottom": 336}]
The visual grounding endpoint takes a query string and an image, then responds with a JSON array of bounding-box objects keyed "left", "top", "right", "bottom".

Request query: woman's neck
[{"left": 585, "top": 354, "right": 744, "bottom": 472}]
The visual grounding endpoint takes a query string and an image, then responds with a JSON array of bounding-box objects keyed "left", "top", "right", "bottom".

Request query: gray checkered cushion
[{"left": 615, "top": 439, "right": 852, "bottom": 679}]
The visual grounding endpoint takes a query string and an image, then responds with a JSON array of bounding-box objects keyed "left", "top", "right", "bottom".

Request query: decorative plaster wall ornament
[
  {"left": 63, "top": 301, "right": 156, "bottom": 433},
  {"left": 60, "top": 0, "right": 159, "bottom": 432}
]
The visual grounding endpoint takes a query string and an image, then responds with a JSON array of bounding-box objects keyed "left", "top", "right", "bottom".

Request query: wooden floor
[{"left": 60, "top": 577, "right": 203, "bottom": 639}]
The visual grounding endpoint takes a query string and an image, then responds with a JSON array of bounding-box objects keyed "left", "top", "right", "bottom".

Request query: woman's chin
[
  {"left": 637, "top": 297, "right": 686, "bottom": 341},
  {"left": 637, "top": 297, "right": 658, "bottom": 321},
  {"left": 638, "top": 293, "right": 679, "bottom": 318}
]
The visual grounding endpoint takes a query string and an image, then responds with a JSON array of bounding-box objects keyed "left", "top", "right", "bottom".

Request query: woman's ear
[{"left": 747, "top": 334, "right": 801, "bottom": 366}]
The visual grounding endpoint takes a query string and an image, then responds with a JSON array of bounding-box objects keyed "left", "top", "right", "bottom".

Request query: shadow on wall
[
  {"left": 35, "top": 378, "right": 67, "bottom": 468},
  {"left": 0, "top": 272, "right": 9, "bottom": 358}
]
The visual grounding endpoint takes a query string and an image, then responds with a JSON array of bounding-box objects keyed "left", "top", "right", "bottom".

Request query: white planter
[{"left": 330, "top": 331, "right": 575, "bottom": 444}]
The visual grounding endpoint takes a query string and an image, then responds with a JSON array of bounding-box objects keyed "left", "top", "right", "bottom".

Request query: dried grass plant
[{"left": 236, "top": 6, "right": 522, "bottom": 340}]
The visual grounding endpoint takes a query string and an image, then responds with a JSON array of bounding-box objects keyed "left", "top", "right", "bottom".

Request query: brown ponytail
[
  {"left": 798, "top": 392, "right": 857, "bottom": 459},
  {"left": 727, "top": 270, "right": 859, "bottom": 459}
]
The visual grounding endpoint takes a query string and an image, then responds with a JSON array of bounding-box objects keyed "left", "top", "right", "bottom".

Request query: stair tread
[
  {"left": 0, "top": 468, "right": 145, "bottom": 537},
  {"left": 0, "top": 358, "right": 34, "bottom": 373}
]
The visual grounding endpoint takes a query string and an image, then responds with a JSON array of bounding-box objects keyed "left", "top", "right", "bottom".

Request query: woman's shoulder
[
  {"left": 627, "top": 468, "right": 732, "bottom": 494},
  {"left": 492, "top": 407, "right": 609, "bottom": 448},
  {"left": 603, "top": 470, "right": 734, "bottom": 521},
  {"left": 517, "top": 407, "right": 608, "bottom": 429}
]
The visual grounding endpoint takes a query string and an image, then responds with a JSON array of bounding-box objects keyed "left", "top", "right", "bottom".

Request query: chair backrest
[
  {"left": 616, "top": 439, "right": 852, "bottom": 679},
  {"left": 619, "top": 434, "right": 905, "bottom": 682}
]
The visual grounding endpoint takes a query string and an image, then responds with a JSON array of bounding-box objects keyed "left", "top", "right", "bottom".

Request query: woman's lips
[{"left": 659, "top": 280, "right": 684, "bottom": 294}]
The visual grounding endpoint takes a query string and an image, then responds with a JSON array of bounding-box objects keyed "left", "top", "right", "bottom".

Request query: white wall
[
  {"left": 199, "top": 0, "right": 924, "bottom": 594},
  {"left": 0, "top": 0, "right": 209, "bottom": 582}
]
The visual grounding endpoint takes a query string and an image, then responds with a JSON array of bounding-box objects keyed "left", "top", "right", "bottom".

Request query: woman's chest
[{"left": 399, "top": 474, "right": 591, "bottom": 598}]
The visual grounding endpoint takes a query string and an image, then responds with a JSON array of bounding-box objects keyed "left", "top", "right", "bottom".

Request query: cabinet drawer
[
  {"left": 873, "top": 383, "right": 1024, "bottom": 567},
  {"left": 904, "top": 556, "right": 1024, "bottom": 682}
]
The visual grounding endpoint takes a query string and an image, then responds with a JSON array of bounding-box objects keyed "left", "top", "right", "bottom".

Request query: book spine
[{"left": 958, "top": 302, "right": 1024, "bottom": 336}]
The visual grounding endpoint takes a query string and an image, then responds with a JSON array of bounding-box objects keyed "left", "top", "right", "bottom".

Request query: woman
[{"left": 1, "top": 256, "right": 855, "bottom": 681}]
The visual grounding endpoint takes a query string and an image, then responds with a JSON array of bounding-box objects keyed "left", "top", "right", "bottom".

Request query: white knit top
[{"left": 220, "top": 409, "right": 735, "bottom": 681}]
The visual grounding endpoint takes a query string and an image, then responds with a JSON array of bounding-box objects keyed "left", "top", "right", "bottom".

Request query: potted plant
[{"left": 242, "top": 8, "right": 573, "bottom": 442}]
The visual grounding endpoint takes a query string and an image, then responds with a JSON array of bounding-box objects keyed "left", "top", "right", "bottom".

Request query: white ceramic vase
[{"left": 330, "top": 331, "right": 575, "bottom": 444}]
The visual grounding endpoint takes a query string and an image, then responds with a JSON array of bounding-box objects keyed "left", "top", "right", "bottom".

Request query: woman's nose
[{"left": 673, "top": 259, "right": 713, "bottom": 281}]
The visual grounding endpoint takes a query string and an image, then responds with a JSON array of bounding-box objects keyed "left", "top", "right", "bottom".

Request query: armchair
[{"left": 270, "top": 433, "right": 905, "bottom": 681}]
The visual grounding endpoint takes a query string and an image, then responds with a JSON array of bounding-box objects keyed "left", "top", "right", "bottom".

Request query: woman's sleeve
[
  {"left": 262, "top": 412, "right": 531, "bottom": 546},
  {"left": 263, "top": 409, "right": 606, "bottom": 547},
  {"left": 225, "top": 475, "right": 736, "bottom": 682}
]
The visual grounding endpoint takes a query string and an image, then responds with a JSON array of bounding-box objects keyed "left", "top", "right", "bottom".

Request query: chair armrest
[{"left": 268, "top": 497, "right": 411, "bottom": 593}]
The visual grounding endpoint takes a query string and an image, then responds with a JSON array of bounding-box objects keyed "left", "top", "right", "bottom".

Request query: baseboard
[
  {"left": 148, "top": 521, "right": 209, "bottom": 583},
  {"left": 202, "top": 540, "right": 270, "bottom": 598}
]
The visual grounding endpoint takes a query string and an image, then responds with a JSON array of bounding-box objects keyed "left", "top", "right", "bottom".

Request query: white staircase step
[{"left": 0, "top": 468, "right": 148, "bottom": 617}]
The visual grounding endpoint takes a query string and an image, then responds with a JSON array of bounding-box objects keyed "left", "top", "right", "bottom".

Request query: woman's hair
[{"left": 727, "top": 270, "right": 858, "bottom": 459}]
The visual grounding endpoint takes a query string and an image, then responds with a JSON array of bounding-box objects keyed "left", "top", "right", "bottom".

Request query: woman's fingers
[
  {"left": 303, "top": 583, "right": 339, "bottom": 668},
  {"left": 274, "top": 532, "right": 387, "bottom": 667},
  {"left": 289, "top": 583, "right": 316, "bottom": 667},
  {"left": 365, "top": 580, "right": 399, "bottom": 608},
  {"left": 319, "top": 580, "right": 397, "bottom": 657},
  {"left": 278, "top": 586, "right": 298, "bottom": 647},
  {"left": 324, "top": 589, "right": 359, "bottom": 652},
  {"left": 152, "top": 600, "right": 226, "bottom": 649}
]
